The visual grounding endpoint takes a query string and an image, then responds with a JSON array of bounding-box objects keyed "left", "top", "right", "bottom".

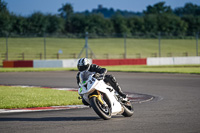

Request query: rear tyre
[{"left": 89, "top": 96, "right": 111, "bottom": 120}]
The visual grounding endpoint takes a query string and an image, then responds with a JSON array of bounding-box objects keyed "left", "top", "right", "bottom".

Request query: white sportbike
[{"left": 78, "top": 71, "right": 134, "bottom": 120}]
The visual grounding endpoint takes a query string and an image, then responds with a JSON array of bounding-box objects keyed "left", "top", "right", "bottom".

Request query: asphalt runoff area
[{"left": 0, "top": 71, "right": 200, "bottom": 133}]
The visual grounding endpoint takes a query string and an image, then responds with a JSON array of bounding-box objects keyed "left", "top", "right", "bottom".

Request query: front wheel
[
  {"left": 122, "top": 102, "right": 134, "bottom": 117},
  {"left": 89, "top": 96, "right": 111, "bottom": 120}
]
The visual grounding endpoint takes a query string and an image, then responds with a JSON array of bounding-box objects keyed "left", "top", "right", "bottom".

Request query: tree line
[{"left": 0, "top": 0, "right": 200, "bottom": 37}]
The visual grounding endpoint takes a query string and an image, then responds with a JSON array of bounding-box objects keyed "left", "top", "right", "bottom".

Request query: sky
[{"left": 4, "top": 0, "right": 200, "bottom": 16}]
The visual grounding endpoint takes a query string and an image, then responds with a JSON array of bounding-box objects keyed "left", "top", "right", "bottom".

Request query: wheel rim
[{"left": 96, "top": 99, "right": 110, "bottom": 115}]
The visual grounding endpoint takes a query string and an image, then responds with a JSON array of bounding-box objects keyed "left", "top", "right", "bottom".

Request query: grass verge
[
  {"left": 0, "top": 86, "right": 82, "bottom": 109},
  {"left": 0, "top": 38, "right": 199, "bottom": 66},
  {"left": 0, "top": 65, "right": 200, "bottom": 74},
  {"left": 105, "top": 65, "right": 200, "bottom": 74},
  {"left": 0, "top": 67, "right": 76, "bottom": 72}
]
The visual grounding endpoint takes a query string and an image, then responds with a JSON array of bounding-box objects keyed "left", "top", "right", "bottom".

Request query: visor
[{"left": 78, "top": 65, "right": 89, "bottom": 71}]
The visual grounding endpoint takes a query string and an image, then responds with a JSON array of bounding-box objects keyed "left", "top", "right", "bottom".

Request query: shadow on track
[{"left": 0, "top": 116, "right": 101, "bottom": 121}]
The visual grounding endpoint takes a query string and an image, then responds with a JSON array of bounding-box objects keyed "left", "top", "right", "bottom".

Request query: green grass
[
  {"left": 0, "top": 67, "right": 76, "bottom": 72},
  {"left": 105, "top": 65, "right": 200, "bottom": 74},
  {"left": 0, "top": 65, "right": 199, "bottom": 109},
  {"left": 0, "top": 86, "right": 82, "bottom": 109},
  {"left": 0, "top": 65, "right": 200, "bottom": 74},
  {"left": 0, "top": 38, "right": 199, "bottom": 65}
]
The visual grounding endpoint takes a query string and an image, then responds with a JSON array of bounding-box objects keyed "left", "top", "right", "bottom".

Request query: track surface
[{"left": 0, "top": 71, "right": 200, "bottom": 133}]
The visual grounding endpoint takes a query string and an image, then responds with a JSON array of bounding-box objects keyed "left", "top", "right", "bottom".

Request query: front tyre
[
  {"left": 89, "top": 96, "right": 111, "bottom": 120},
  {"left": 122, "top": 102, "right": 134, "bottom": 117}
]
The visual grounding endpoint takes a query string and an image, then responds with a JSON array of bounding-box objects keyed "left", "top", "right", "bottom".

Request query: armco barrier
[
  {"left": 147, "top": 56, "right": 200, "bottom": 65},
  {"left": 62, "top": 59, "right": 78, "bottom": 68},
  {"left": 3, "top": 61, "right": 14, "bottom": 68},
  {"left": 147, "top": 57, "right": 174, "bottom": 65},
  {"left": 3, "top": 59, "right": 90, "bottom": 68},
  {"left": 3, "top": 57, "right": 200, "bottom": 68},
  {"left": 92, "top": 59, "right": 147, "bottom": 66},
  {"left": 33, "top": 60, "right": 63, "bottom": 68},
  {"left": 14, "top": 60, "right": 33, "bottom": 67},
  {"left": 173, "top": 57, "right": 200, "bottom": 65},
  {"left": 3, "top": 60, "right": 33, "bottom": 68},
  {"left": 33, "top": 59, "right": 91, "bottom": 68}
]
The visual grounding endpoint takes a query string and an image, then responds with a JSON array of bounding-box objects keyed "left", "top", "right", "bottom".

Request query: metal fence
[{"left": 0, "top": 32, "right": 199, "bottom": 66}]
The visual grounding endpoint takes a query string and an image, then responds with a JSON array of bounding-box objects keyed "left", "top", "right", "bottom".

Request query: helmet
[{"left": 77, "top": 58, "right": 91, "bottom": 71}]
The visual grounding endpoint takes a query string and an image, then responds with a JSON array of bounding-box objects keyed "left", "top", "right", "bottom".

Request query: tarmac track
[{"left": 0, "top": 71, "right": 200, "bottom": 133}]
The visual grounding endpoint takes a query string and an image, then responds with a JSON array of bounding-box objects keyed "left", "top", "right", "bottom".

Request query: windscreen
[{"left": 79, "top": 71, "right": 95, "bottom": 83}]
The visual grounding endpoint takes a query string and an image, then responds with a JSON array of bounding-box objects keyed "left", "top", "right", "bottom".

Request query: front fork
[{"left": 89, "top": 91, "right": 104, "bottom": 105}]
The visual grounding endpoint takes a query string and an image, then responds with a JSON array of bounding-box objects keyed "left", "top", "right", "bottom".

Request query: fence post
[
  {"left": 57, "top": 53, "right": 59, "bottom": 59},
  {"left": 85, "top": 32, "right": 88, "bottom": 58},
  {"left": 151, "top": 53, "right": 157, "bottom": 57},
  {"left": 6, "top": 35, "right": 8, "bottom": 60},
  {"left": 183, "top": 52, "right": 188, "bottom": 56},
  {"left": 124, "top": 33, "right": 127, "bottom": 59},
  {"left": 105, "top": 53, "right": 109, "bottom": 59},
  {"left": 39, "top": 53, "right": 42, "bottom": 60},
  {"left": 136, "top": 53, "right": 141, "bottom": 58},
  {"left": 196, "top": 32, "right": 199, "bottom": 56},
  {"left": 44, "top": 33, "right": 46, "bottom": 60},
  {"left": 72, "top": 53, "right": 76, "bottom": 58},
  {"left": 158, "top": 32, "right": 161, "bottom": 57},
  {"left": 22, "top": 53, "right": 24, "bottom": 60},
  {"left": 167, "top": 53, "right": 172, "bottom": 57}
]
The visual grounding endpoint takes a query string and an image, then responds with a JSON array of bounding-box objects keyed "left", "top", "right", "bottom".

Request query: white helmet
[{"left": 77, "top": 58, "right": 91, "bottom": 71}]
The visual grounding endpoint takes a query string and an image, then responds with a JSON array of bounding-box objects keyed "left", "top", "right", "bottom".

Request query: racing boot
[
  {"left": 114, "top": 85, "right": 127, "bottom": 99},
  {"left": 104, "top": 74, "right": 127, "bottom": 99}
]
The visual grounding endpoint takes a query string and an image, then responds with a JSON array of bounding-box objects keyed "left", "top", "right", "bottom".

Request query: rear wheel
[{"left": 89, "top": 96, "right": 111, "bottom": 120}]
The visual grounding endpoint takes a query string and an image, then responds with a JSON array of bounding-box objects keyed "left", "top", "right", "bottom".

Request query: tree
[
  {"left": 127, "top": 16, "right": 145, "bottom": 34},
  {"left": 86, "top": 14, "right": 114, "bottom": 34},
  {"left": 68, "top": 14, "right": 114, "bottom": 34},
  {"left": 58, "top": 3, "right": 74, "bottom": 33},
  {"left": 27, "top": 12, "right": 48, "bottom": 35},
  {"left": 182, "top": 15, "right": 200, "bottom": 35},
  {"left": 65, "top": 14, "right": 86, "bottom": 33},
  {"left": 157, "top": 14, "right": 188, "bottom": 35},
  {"left": 111, "top": 14, "right": 130, "bottom": 34},
  {"left": 10, "top": 14, "right": 28, "bottom": 35},
  {"left": 174, "top": 3, "right": 200, "bottom": 16},
  {"left": 143, "top": 14, "right": 158, "bottom": 33},
  {"left": 58, "top": 3, "right": 73, "bottom": 19},
  {"left": 46, "top": 14, "right": 64, "bottom": 34},
  {"left": 0, "top": 0, "right": 11, "bottom": 35},
  {"left": 0, "top": 0, "right": 8, "bottom": 13},
  {"left": 144, "top": 2, "right": 173, "bottom": 15}
]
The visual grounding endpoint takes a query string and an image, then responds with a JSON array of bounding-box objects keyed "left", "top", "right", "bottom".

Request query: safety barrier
[
  {"left": 3, "top": 57, "right": 200, "bottom": 68},
  {"left": 147, "top": 56, "right": 200, "bottom": 65},
  {"left": 3, "top": 60, "right": 33, "bottom": 68},
  {"left": 3, "top": 59, "right": 85, "bottom": 68},
  {"left": 92, "top": 59, "right": 147, "bottom": 66}
]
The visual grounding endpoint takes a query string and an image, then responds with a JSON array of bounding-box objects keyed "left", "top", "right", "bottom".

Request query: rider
[{"left": 76, "top": 58, "right": 127, "bottom": 99}]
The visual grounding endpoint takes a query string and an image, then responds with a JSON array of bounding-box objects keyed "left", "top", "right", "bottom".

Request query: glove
[{"left": 94, "top": 73, "right": 104, "bottom": 80}]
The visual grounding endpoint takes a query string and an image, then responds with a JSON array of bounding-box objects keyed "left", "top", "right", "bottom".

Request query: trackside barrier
[
  {"left": 3, "top": 57, "right": 200, "bottom": 68},
  {"left": 92, "top": 59, "right": 147, "bottom": 66},
  {"left": 3, "top": 61, "right": 14, "bottom": 67},
  {"left": 3, "top": 60, "right": 33, "bottom": 68},
  {"left": 33, "top": 60, "right": 63, "bottom": 68},
  {"left": 62, "top": 59, "right": 92, "bottom": 68},
  {"left": 147, "top": 56, "right": 200, "bottom": 65},
  {"left": 33, "top": 59, "right": 92, "bottom": 68},
  {"left": 3, "top": 59, "right": 91, "bottom": 68}
]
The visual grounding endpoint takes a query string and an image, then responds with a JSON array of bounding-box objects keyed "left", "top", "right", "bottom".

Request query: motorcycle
[{"left": 78, "top": 71, "right": 134, "bottom": 120}]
